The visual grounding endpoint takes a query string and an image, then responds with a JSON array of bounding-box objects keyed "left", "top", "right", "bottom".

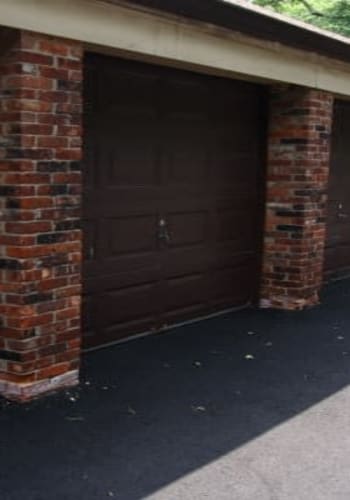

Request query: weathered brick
[
  {"left": 261, "top": 85, "right": 333, "bottom": 310},
  {"left": 0, "top": 27, "right": 82, "bottom": 402}
]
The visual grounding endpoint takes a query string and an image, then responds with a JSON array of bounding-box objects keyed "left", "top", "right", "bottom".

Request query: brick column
[
  {"left": 0, "top": 29, "right": 83, "bottom": 400},
  {"left": 261, "top": 85, "right": 333, "bottom": 310}
]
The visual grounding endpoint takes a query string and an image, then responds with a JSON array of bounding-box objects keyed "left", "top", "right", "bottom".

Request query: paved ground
[{"left": 1, "top": 280, "right": 350, "bottom": 500}]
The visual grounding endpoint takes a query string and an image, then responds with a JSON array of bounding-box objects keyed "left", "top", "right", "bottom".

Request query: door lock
[
  {"left": 157, "top": 218, "right": 171, "bottom": 243},
  {"left": 89, "top": 246, "right": 95, "bottom": 259},
  {"left": 337, "top": 202, "right": 348, "bottom": 220}
]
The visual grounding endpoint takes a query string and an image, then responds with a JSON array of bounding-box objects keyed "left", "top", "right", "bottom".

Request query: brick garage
[{"left": 0, "top": 0, "right": 349, "bottom": 401}]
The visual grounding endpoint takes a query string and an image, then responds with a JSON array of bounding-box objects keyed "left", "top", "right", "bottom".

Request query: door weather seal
[{"left": 83, "top": 302, "right": 251, "bottom": 353}]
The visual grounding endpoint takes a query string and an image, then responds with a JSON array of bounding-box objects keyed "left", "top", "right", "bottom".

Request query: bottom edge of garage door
[
  {"left": 323, "top": 267, "right": 350, "bottom": 284},
  {"left": 83, "top": 302, "right": 251, "bottom": 353}
]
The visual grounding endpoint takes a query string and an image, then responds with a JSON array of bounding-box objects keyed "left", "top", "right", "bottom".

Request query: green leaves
[{"left": 253, "top": 0, "right": 350, "bottom": 36}]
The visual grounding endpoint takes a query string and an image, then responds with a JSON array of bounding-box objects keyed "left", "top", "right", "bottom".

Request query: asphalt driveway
[{"left": 1, "top": 280, "right": 350, "bottom": 500}]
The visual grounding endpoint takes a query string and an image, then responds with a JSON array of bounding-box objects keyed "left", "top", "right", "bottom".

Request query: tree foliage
[{"left": 252, "top": 0, "right": 350, "bottom": 37}]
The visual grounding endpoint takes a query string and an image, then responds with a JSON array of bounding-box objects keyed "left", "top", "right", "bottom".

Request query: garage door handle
[{"left": 158, "top": 218, "right": 171, "bottom": 243}]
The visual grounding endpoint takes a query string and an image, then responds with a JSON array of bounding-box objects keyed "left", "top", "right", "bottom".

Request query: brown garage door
[
  {"left": 325, "top": 100, "right": 350, "bottom": 280},
  {"left": 82, "top": 53, "right": 266, "bottom": 348}
]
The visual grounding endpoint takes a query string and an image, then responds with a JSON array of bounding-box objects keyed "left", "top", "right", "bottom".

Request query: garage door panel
[
  {"left": 161, "top": 247, "right": 211, "bottom": 278},
  {"left": 213, "top": 127, "right": 256, "bottom": 154},
  {"left": 97, "top": 67, "right": 158, "bottom": 111},
  {"left": 216, "top": 208, "right": 255, "bottom": 246},
  {"left": 102, "top": 283, "right": 159, "bottom": 323},
  {"left": 105, "top": 215, "right": 158, "bottom": 257},
  {"left": 84, "top": 253, "right": 161, "bottom": 282},
  {"left": 162, "top": 276, "right": 212, "bottom": 325},
  {"left": 164, "top": 273, "right": 209, "bottom": 307},
  {"left": 83, "top": 191, "right": 161, "bottom": 217},
  {"left": 211, "top": 163, "right": 259, "bottom": 188},
  {"left": 83, "top": 282, "right": 161, "bottom": 344},
  {"left": 82, "top": 218, "right": 96, "bottom": 262},
  {"left": 103, "top": 318, "right": 156, "bottom": 344},
  {"left": 82, "top": 294, "right": 94, "bottom": 338},
  {"left": 83, "top": 142, "right": 98, "bottom": 188},
  {"left": 164, "top": 154, "right": 209, "bottom": 185},
  {"left": 213, "top": 246, "right": 256, "bottom": 269},
  {"left": 85, "top": 300, "right": 157, "bottom": 346},
  {"left": 83, "top": 214, "right": 160, "bottom": 278},
  {"left": 213, "top": 193, "right": 257, "bottom": 209},
  {"left": 326, "top": 214, "right": 350, "bottom": 247},
  {"left": 105, "top": 117, "right": 159, "bottom": 187},
  {"left": 211, "top": 266, "right": 253, "bottom": 307},
  {"left": 324, "top": 244, "right": 350, "bottom": 275},
  {"left": 166, "top": 211, "right": 208, "bottom": 247},
  {"left": 164, "top": 122, "right": 210, "bottom": 184},
  {"left": 165, "top": 78, "right": 209, "bottom": 111},
  {"left": 83, "top": 263, "right": 161, "bottom": 294}
]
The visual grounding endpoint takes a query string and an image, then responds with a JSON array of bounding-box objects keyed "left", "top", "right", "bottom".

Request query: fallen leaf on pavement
[
  {"left": 127, "top": 406, "right": 136, "bottom": 416},
  {"left": 192, "top": 405, "right": 206, "bottom": 412},
  {"left": 244, "top": 354, "right": 255, "bottom": 360}
]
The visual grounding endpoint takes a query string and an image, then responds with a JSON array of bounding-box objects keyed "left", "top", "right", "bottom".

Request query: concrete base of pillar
[{"left": 0, "top": 370, "right": 79, "bottom": 402}]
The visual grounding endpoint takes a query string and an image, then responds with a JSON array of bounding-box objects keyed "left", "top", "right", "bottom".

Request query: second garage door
[
  {"left": 83, "top": 54, "right": 266, "bottom": 348},
  {"left": 325, "top": 100, "right": 350, "bottom": 280}
]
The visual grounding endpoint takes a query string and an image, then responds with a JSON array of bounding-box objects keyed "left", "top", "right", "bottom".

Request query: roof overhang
[
  {"left": 0, "top": 0, "right": 350, "bottom": 98},
  {"left": 126, "top": 0, "right": 350, "bottom": 65}
]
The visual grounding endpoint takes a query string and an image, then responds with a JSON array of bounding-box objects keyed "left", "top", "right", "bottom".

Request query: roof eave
[{"left": 126, "top": 0, "right": 350, "bottom": 64}]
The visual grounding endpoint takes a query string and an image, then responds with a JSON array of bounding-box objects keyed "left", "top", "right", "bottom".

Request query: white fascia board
[{"left": 0, "top": 0, "right": 350, "bottom": 97}]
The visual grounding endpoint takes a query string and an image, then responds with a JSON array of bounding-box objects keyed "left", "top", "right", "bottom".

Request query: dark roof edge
[{"left": 127, "top": 0, "right": 350, "bottom": 65}]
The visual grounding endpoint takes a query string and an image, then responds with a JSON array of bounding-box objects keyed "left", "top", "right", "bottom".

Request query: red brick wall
[
  {"left": 0, "top": 29, "right": 83, "bottom": 400},
  {"left": 261, "top": 85, "right": 333, "bottom": 310}
]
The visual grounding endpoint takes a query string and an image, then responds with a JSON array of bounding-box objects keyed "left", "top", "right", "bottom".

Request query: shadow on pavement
[{"left": 1, "top": 279, "right": 350, "bottom": 499}]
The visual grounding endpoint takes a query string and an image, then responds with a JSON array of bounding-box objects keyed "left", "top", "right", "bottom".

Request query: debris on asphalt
[
  {"left": 127, "top": 406, "right": 136, "bottom": 416},
  {"left": 193, "top": 361, "right": 202, "bottom": 367},
  {"left": 244, "top": 354, "right": 255, "bottom": 360},
  {"left": 265, "top": 341, "right": 273, "bottom": 347},
  {"left": 65, "top": 416, "right": 85, "bottom": 422},
  {"left": 191, "top": 405, "right": 206, "bottom": 412},
  {"left": 247, "top": 331, "right": 256, "bottom": 335}
]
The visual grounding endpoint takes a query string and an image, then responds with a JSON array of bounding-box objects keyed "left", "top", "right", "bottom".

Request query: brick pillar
[
  {"left": 0, "top": 29, "right": 83, "bottom": 400},
  {"left": 261, "top": 85, "right": 333, "bottom": 310}
]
